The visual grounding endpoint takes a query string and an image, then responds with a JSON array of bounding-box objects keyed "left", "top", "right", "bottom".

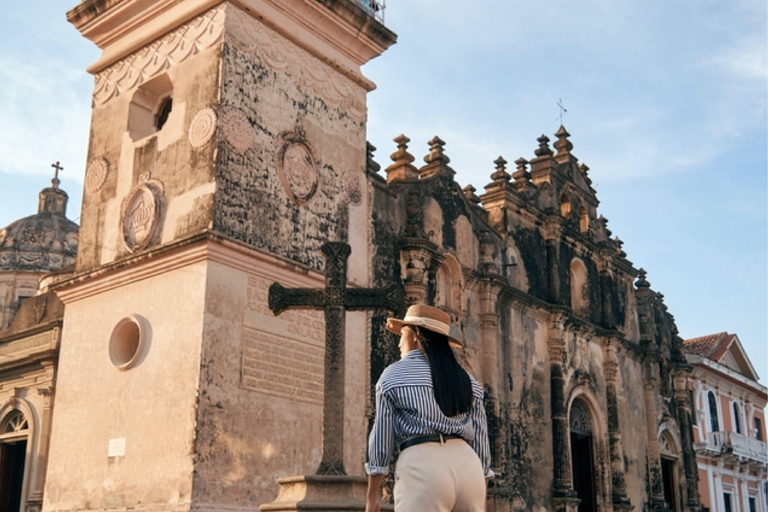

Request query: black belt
[{"left": 399, "top": 434, "right": 465, "bottom": 452}]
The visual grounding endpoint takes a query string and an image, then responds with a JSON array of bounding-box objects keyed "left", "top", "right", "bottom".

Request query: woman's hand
[{"left": 365, "top": 474, "right": 385, "bottom": 512}]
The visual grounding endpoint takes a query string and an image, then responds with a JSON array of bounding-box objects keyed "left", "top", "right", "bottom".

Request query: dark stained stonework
[{"left": 365, "top": 130, "right": 701, "bottom": 512}]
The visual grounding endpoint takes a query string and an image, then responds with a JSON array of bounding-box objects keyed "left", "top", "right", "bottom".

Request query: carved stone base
[
  {"left": 259, "top": 475, "right": 393, "bottom": 512},
  {"left": 648, "top": 498, "right": 672, "bottom": 512},
  {"left": 552, "top": 494, "right": 581, "bottom": 512}
]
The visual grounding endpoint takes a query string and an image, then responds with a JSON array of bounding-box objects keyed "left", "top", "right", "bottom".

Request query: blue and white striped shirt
[{"left": 365, "top": 349, "right": 494, "bottom": 478}]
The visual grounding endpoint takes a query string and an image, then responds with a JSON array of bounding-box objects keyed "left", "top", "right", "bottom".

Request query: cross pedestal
[{"left": 259, "top": 242, "right": 402, "bottom": 512}]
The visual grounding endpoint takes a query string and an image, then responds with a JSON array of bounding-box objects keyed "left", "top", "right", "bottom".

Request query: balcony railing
[
  {"left": 695, "top": 431, "right": 768, "bottom": 465},
  {"left": 357, "top": 0, "right": 386, "bottom": 24}
]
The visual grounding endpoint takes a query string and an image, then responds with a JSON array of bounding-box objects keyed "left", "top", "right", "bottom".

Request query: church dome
[{"left": 0, "top": 177, "right": 79, "bottom": 272}]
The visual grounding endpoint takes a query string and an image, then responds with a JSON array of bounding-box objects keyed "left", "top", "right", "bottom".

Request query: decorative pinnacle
[
  {"left": 534, "top": 135, "right": 553, "bottom": 157},
  {"left": 424, "top": 136, "right": 450, "bottom": 165},
  {"left": 636, "top": 269, "right": 650, "bottom": 290},
  {"left": 463, "top": 184, "right": 481, "bottom": 205},
  {"left": 390, "top": 134, "right": 415, "bottom": 164},
  {"left": 579, "top": 163, "right": 592, "bottom": 185},
  {"left": 50, "top": 161, "right": 63, "bottom": 188},
  {"left": 553, "top": 125, "right": 573, "bottom": 155},
  {"left": 366, "top": 141, "right": 381, "bottom": 173},
  {"left": 512, "top": 157, "right": 531, "bottom": 183},
  {"left": 491, "top": 156, "right": 510, "bottom": 182}
]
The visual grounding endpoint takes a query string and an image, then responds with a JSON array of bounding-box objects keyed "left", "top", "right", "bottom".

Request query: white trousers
[{"left": 394, "top": 438, "right": 486, "bottom": 512}]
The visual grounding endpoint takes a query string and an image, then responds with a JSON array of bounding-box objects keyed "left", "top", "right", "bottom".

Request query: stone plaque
[
  {"left": 188, "top": 107, "right": 217, "bottom": 148},
  {"left": 341, "top": 169, "right": 362, "bottom": 206},
  {"left": 241, "top": 328, "right": 324, "bottom": 404}
]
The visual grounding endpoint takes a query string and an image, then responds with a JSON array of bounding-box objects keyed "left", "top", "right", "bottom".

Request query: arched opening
[
  {"left": 659, "top": 431, "right": 680, "bottom": 512},
  {"left": 0, "top": 410, "right": 28, "bottom": 512},
  {"left": 560, "top": 193, "right": 572, "bottom": 219},
  {"left": 434, "top": 255, "right": 462, "bottom": 312},
  {"left": 708, "top": 391, "right": 720, "bottom": 433},
  {"left": 579, "top": 207, "right": 589, "bottom": 233},
  {"left": 569, "top": 258, "right": 588, "bottom": 317},
  {"left": 570, "top": 399, "right": 597, "bottom": 512}
]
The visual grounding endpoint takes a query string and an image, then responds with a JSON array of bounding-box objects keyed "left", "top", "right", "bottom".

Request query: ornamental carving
[
  {"left": 92, "top": 5, "right": 226, "bottom": 106},
  {"left": 188, "top": 107, "right": 218, "bottom": 148},
  {"left": 120, "top": 173, "right": 165, "bottom": 252},
  {"left": 220, "top": 106, "right": 254, "bottom": 152},
  {"left": 277, "top": 130, "right": 319, "bottom": 206},
  {"left": 226, "top": 6, "right": 367, "bottom": 121},
  {"left": 85, "top": 157, "right": 109, "bottom": 194},
  {"left": 341, "top": 169, "right": 363, "bottom": 206}
]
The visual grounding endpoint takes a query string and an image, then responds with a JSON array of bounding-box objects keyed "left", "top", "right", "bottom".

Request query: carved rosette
[
  {"left": 188, "top": 107, "right": 218, "bottom": 148},
  {"left": 220, "top": 106, "right": 254, "bottom": 153},
  {"left": 341, "top": 169, "right": 363, "bottom": 206},
  {"left": 120, "top": 173, "right": 165, "bottom": 252},
  {"left": 277, "top": 130, "right": 319, "bottom": 206},
  {"left": 85, "top": 157, "right": 109, "bottom": 194}
]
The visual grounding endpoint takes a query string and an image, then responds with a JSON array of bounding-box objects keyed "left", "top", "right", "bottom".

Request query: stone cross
[
  {"left": 51, "top": 161, "right": 63, "bottom": 186},
  {"left": 269, "top": 241, "right": 403, "bottom": 475}
]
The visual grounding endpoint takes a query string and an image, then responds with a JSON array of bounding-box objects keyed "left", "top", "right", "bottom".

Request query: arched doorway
[
  {"left": 0, "top": 410, "right": 28, "bottom": 512},
  {"left": 659, "top": 431, "right": 679, "bottom": 512},
  {"left": 570, "top": 400, "right": 597, "bottom": 512}
]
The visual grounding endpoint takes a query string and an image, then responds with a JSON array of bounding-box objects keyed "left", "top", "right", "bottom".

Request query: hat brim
[{"left": 386, "top": 317, "right": 463, "bottom": 349}]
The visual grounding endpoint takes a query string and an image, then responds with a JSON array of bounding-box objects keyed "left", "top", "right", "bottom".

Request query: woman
[{"left": 365, "top": 304, "right": 493, "bottom": 512}]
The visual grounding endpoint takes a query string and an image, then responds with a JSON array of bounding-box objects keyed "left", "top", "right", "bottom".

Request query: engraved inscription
[{"left": 241, "top": 329, "right": 324, "bottom": 404}]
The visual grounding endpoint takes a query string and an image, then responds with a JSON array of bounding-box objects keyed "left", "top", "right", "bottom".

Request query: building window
[
  {"left": 748, "top": 497, "right": 756, "bottom": 512},
  {"left": 733, "top": 402, "right": 741, "bottom": 434},
  {"left": 708, "top": 391, "right": 720, "bottom": 432},
  {"left": 755, "top": 417, "right": 764, "bottom": 442},
  {"left": 723, "top": 493, "right": 732, "bottom": 512}
]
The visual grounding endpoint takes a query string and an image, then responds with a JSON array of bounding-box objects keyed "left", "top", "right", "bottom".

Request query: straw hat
[{"left": 386, "top": 304, "right": 462, "bottom": 348}]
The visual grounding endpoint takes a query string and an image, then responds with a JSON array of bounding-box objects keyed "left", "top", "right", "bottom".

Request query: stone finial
[
  {"left": 385, "top": 134, "right": 419, "bottom": 182},
  {"left": 424, "top": 136, "right": 450, "bottom": 165},
  {"left": 420, "top": 136, "right": 454, "bottom": 178},
  {"left": 463, "top": 184, "right": 481, "bottom": 206},
  {"left": 614, "top": 236, "right": 626, "bottom": 257},
  {"left": 600, "top": 215, "right": 612, "bottom": 237},
  {"left": 366, "top": 141, "right": 381, "bottom": 173},
  {"left": 491, "top": 156, "right": 511, "bottom": 183},
  {"left": 579, "top": 163, "right": 592, "bottom": 186},
  {"left": 635, "top": 269, "right": 650, "bottom": 290},
  {"left": 534, "top": 135, "right": 553, "bottom": 157},
  {"left": 512, "top": 157, "right": 531, "bottom": 186},
  {"left": 553, "top": 125, "right": 573, "bottom": 156}
]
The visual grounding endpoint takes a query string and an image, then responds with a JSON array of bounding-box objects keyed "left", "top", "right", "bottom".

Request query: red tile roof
[{"left": 682, "top": 332, "right": 735, "bottom": 362}]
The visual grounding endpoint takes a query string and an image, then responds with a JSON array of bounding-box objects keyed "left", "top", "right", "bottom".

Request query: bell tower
[{"left": 45, "top": 1, "right": 395, "bottom": 512}]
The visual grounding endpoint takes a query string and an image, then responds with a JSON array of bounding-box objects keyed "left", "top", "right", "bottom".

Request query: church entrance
[
  {"left": 570, "top": 400, "right": 597, "bottom": 512},
  {"left": 661, "top": 457, "right": 677, "bottom": 512},
  {"left": 0, "top": 411, "right": 29, "bottom": 512}
]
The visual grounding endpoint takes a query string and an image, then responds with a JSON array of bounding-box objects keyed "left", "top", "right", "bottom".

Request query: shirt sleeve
[
  {"left": 365, "top": 382, "right": 396, "bottom": 475},
  {"left": 468, "top": 390, "right": 494, "bottom": 479}
]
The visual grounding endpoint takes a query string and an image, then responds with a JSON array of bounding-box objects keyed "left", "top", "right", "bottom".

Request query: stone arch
[
  {"left": 454, "top": 216, "right": 475, "bottom": 268},
  {"left": 579, "top": 206, "right": 589, "bottom": 233},
  {"left": 435, "top": 254, "right": 462, "bottom": 312},
  {"left": 423, "top": 198, "right": 444, "bottom": 248},
  {"left": 658, "top": 422, "right": 684, "bottom": 512},
  {"left": 505, "top": 238, "right": 528, "bottom": 292},
  {"left": 567, "top": 388, "right": 609, "bottom": 512},
  {"left": 569, "top": 258, "right": 589, "bottom": 317},
  {"left": 0, "top": 397, "right": 38, "bottom": 512}
]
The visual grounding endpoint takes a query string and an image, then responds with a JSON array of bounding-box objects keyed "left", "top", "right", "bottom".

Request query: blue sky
[{"left": 1, "top": 1, "right": 766, "bottom": 381}]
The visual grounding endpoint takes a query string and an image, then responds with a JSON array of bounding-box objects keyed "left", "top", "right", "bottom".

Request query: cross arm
[
  {"left": 268, "top": 282, "right": 326, "bottom": 315},
  {"left": 345, "top": 283, "right": 404, "bottom": 314}
]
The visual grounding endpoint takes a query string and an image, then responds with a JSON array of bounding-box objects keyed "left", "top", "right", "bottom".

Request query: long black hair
[{"left": 413, "top": 326, "right": 472, "bottom": 417}]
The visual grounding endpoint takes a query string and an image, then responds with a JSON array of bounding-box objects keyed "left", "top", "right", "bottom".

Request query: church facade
[{"left": 0, "top": 1, "right": 763, "bottom": 512}]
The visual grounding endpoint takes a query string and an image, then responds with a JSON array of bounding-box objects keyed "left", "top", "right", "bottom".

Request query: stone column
[
  {"left": 543, "top": 220, "right": 561, "bottom": 305},
  {"left": 673, "top": 372, "right": 701, "bottom": 512},
  {"left": 549, "top": 315, "right": 580, "bottom": 512},
  {"left": 604, "top": 344, "right": 632, "bottom": 512},
  {"left": 599, "top": 269, "right": 614, "bottom": 329},
  {"left": 643, "top": 356, "right": 669, "bottom": 512}
]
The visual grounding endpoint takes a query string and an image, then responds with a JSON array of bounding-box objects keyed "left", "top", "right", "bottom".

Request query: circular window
[{"left": 109, "top": 315, "right": 149, "bottom": 370}]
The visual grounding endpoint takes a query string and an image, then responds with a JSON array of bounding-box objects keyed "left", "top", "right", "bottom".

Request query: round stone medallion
[
  {"left": 278, "top": 140, "right": 319, "bottom": 205},
  {"left": 188, "top": 107, "right": 218, "bottom": 148},
  {"left": 220, "top": 106, "right": 254, "bottom": 153},
  {"left": 85, "top": 157, "right": 109, "bottom": 194},
  {"left": 341, "top": 169, "right": 363, "bottom": 207},
  {"left": 121, "top": 183, "right": 160, "bottom": 252}
]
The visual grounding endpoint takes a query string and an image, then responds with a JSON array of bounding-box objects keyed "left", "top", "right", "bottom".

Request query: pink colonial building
[{"left": 683, "top": 332, "right": 768, "bottom": 512}]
